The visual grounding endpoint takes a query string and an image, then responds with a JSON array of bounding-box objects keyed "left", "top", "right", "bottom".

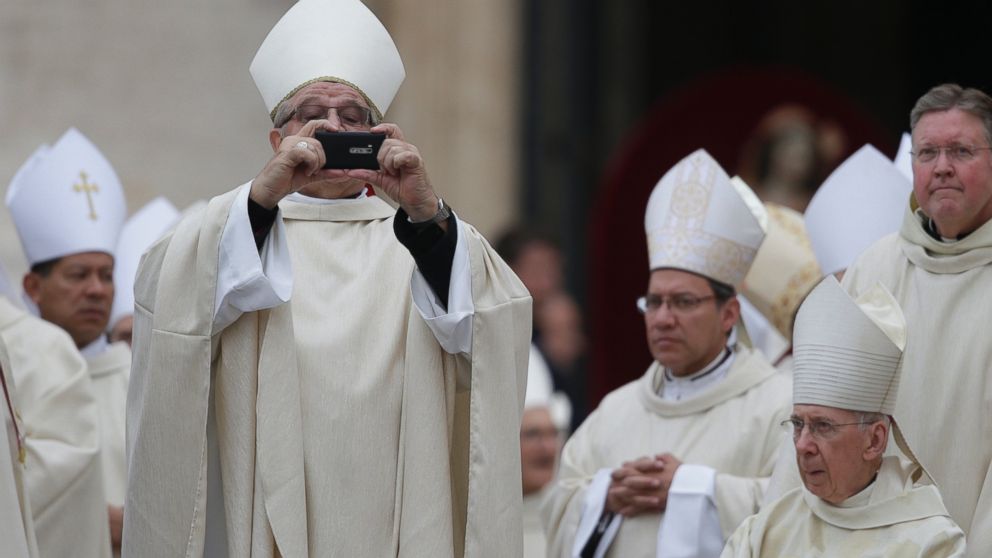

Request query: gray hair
[
  {"left": 856, "top": 411, "right": 888, "bottom": 431},
  {"left": 910, "top": 83, "right": 992, "bottom": 146}
]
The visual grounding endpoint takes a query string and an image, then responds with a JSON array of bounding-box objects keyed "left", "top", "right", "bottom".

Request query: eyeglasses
[
  {"left": 910, "top": 144, "right": 992, "bottom": 163},
  {"left": 780, "top": 418, "right": 874, "bottom": 441},
  {"left": 283, "top": 104, "right": 373, "bottom": 130},
  {"left": 637, "top": 293, "right": 716, "bottom": 315}
]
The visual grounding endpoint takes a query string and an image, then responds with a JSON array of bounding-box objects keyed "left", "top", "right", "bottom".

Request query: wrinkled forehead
[
  {"left": 285, "top": 81, "right": 370, "bottom": 110},
  {"left": 791, "top": 403, "right": 858, "bottom": 422}
]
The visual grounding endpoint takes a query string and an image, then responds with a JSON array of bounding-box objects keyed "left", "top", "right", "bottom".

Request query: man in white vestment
[
  {"left": 523, "top": 346, "right": 571, "bottom": 558},
  {"left": 723, "top": 276, "right": 965, "bottom": 557},
  {"left": 123, "top": 1, "right": 531, "bottom": 557},
  {"left": 542, "top": 150, "right": 792, "bottom": 558},
  {"left": 842, "top": 83, "right": 992, "bottom": 556},
  {"left": 6, "top": 127, "right": 130, "bottom": 554}
]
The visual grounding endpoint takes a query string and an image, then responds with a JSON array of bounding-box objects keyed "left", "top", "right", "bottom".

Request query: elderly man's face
[
  {"left": 792, "top": 404, "right": 885, "bottom": 505},
  {"left": 643, "top": 269, "right": 738, "bottom": 377},
  {"left": 24, "top": 251, "right": 114, "bottom": 349},
  {"left": 912, "top": 108, "right": 992, "bottom": 238},
  {"left": 520, "top": 407, "right": 560, "bottom": 496},
  {"left": 269, "top": 81, "right": 373, "bottom": 197}
]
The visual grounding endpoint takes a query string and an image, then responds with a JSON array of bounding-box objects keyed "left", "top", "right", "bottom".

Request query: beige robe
[
  {"left": 0, "top": 297, "right": 111, "bottom": 558},
  {"left": 721, "top": 456, "right": 966, "bottom": 557},
  {"left": 843, "top": 209, "right": 992, "bottom": 556},
  {"left": 124, "top": 190, "right": 531, "bottom": 557},
  {"left": 86, "top": 342, "right": 130, "bottom": 507},
  {"left": 543, "top": 346, "right": 792, "bottom": 557},
  {"left": 0, "top": 328, "right": 39, "bottom": 558}
]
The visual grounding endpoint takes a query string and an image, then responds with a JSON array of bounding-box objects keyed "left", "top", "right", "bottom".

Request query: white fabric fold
[
  {"left": 658, "top": 464, "right": 722, "bottom": 558},
  {"left": 572, "top": 468, "right": 621, "bottom": 558}
]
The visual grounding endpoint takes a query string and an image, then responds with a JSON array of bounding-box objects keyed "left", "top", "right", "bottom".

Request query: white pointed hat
[
  {"left": 110, "top": 197, "right": 181, "bottom": 328},
  {"left": 741, "top": 203, "right": 822, "bottom": 339},
  {"left": 793, "top": 276, "right": 905, "bottom": 415},
  {"left": 804, "top": 144, "right": 912, "bottom": 276},
  {"left": 524, "top": 344, "right": 572, "bottom": 431},
  {"left": 250, "top": 0, "right": 405, "bottom": 122},
  {"left": 6, "top": 128, "right": 127, "bottom": 266},
  {"left": 644, "top": 150, "right": 767, "bottom": 288},
  {"left": 893, "top": 133, "right": 913, "bottom": 183}
]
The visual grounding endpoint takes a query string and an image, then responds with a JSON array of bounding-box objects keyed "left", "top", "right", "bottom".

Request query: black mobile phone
[{"left": 314, "top": 131, "right": 386, "bottom": 170}]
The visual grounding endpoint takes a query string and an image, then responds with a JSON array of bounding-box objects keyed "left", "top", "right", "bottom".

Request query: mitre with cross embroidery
[
  {"left": 6, "top": 128, "right": 126, "bottom": 266},
  {"left": 644, "top": 149, "right": 767, "bottom": 289}
]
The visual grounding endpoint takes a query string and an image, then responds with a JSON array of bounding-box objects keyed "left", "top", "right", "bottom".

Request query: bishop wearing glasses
[
  {"left": 123, "top": 1, "right": 531, "bottom": 556},
  {"left": 721, "top": 276, "right": 965, "bottom": 557},
  {"left": 543, "top": 150, "right": 792, "bottom": 557}
]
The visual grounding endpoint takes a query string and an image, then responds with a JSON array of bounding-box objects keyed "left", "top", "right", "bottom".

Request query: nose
[
  {"left": 323, "top": 108, "right": 344, "bottom": 131},
  {"left": 933, "top": 149, "right": 955, "bottom": 177},
  {"left": 648, "top": 302, "right": 677, "bottom": 328},
  {"left": 84, "top": 274, "right": 112, "bottom": 298},
  {"left": 793, "top": 426, "right": 818, "bottom": 455}
]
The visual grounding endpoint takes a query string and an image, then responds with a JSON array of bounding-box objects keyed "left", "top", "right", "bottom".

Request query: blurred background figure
[
  {"left": 736, "top": 105, "right": 848, "bottom": 212},
  {"left": 497, "top": 227, "right": 588, "bottom": 431},
  {"left": 521, "top": 346, "right": 571, "bottom": 558},
  {"left": 108, "top": 196, "right": 180, "bottom": 346}
]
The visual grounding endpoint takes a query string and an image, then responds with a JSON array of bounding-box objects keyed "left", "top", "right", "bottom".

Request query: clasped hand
[{"left": 605, "top": 453, "right": 683, "bottom": 517}]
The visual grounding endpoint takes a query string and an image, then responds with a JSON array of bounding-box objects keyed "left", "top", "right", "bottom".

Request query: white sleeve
[
  {"left": 213, "top": 182, "right": 294, "bottom": 332},
  {"left": 409, "top": 216, "right": 475, "bottom": 355},
  {"left": 657, "top": 464, "right": 724, "bottom": 558},
  {"left": 570, "top": 468, "right": 623, "bottom": 558}
]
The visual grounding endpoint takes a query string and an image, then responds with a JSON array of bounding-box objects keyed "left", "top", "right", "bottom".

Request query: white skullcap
[
  {"left": 6, "top": 128, "right": 126, "bottom": 266},
  {"left": 804, "top": 144, "right": 912, "bottom": 276},
  {"left": 793, "top": 276, "right": 906, "bottom": 415},
  {"left": 741, "top": 202, "right": 822, "bottom": 339},
  {"left": 524, "top": 345, "right": 572, "bottom": 431},
  {"left": 893, "top": 133, "right": 913, "bottom": 183},
  {"left": 644, "top": 150, "right": 767, "bottom": 288},
  {"left": 250, "top": 0, "right": 405, "bottom": 122},
  {"left": 110, "top": 197, "right": 181, "bottom": 328}
]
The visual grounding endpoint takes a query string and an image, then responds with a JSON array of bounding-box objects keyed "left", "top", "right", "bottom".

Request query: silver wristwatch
[{"left": 408, "top": 197, "right": 451, "bottom": 226}]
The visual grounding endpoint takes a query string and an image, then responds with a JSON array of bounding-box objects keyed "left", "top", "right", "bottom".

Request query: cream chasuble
[
  {"left": 721, "top": 456, "right": 966, "bottom": 557},
  {"left": 125, "top": 188, "right": 531, "bottom": 557},
  {"left": 0, "top": 297, "right": 111, "bottom": 558},
  {"left": 543, "top": 346, "right": 791, "bottom": 558},
  {"left": 842, "top": 209, "right": 992, "bottom": 556},
  {"left": 0, "top": 326, "right": 39, "bottom": 558},
  {"left": 86, "top": 341, "right": 130, "bottom": 507}
]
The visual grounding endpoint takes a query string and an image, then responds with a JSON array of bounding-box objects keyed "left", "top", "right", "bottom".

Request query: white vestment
[
  {"left": 543, "top": 346, "right": 791, "bottom": 558},
  {"left": 0, "top": 297, "right": 111, "bottom": 558},
  {"left": 721, "top": 456, "right": 966, "bottom": 557},
  {"left": 843, "top": 208, "right": 992, "bottom": 556},
  {"left": 524, "top": 489, "right": 550, "bottom": 558},
  {"left": 0, "top": 326, "right": 39, "bottom": 558},
  {"left": 124, "top": 186, "right": 531, "bottom": 557},
  {"left": 85, "top": 341, "right": 130, "bottom": 507}
]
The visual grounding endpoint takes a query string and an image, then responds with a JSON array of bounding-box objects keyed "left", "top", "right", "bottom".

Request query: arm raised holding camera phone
[{"left": 250, "top": 118, "right": 444, "bottom": 228}]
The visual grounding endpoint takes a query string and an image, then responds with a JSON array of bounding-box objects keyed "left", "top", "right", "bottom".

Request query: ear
[
  {"left": 720, "top": 296, "right": 741, "bottom": 335},
  {"left": 269, "top": 128, "right": 283, "bottom": 152},
  {"left": 22, "top": 273, "right": 42, "bottom": 305},
  {"left": 863, "top": 420, "right": 889, "bottom": 461}
]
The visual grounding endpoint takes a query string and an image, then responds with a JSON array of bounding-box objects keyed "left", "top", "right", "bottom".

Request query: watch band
[{"left": 408, "top": 197, "right": 451, "bottom": 227}]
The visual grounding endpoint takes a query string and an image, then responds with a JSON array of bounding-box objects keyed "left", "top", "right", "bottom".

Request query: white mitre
[
  {"left": 644, "top": 150, "right": 767, "bottom": 288},
  {"left": 893, "top": 132, "right": 913, "bottom": 182},
  {"left": 250, "top": 0, "right": 406, "bottom": 122},
  {"left": 525, "top": 345, "right": 572, "bottom": 432},
  {"left": 741, "top": 202, "right": 822, "bottom": 340},
  {"left": 804, "top": 144, "right": 912, "bottom": 276},
  {"left": 793, "top": 276, "right": 905, "bottom": 415},
  {"left": 110, "top": 197, "right": 181, "bottom": 328},
  {"left": 6, "top": 128, "right": 127, "bottom": 266}
]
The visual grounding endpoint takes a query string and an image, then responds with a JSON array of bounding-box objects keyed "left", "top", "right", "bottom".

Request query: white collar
[
  {"left": 659, "top": 344, "right": 736, "bottom": 402},
  {"left": 80, "top": 335, "right": 108, "bottom": 358},
  {"left": 286, "top": 186, "right": 369, "bottom": 205}
]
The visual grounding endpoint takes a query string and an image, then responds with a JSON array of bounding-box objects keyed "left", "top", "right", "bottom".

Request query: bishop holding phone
[{"left": 122, "top": 1, "right": 532, "bottom": 556}]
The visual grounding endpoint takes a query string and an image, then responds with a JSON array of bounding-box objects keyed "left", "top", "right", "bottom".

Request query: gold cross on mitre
[{"left": 73, "top": 171, "right": 100, "bottom": 221}]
